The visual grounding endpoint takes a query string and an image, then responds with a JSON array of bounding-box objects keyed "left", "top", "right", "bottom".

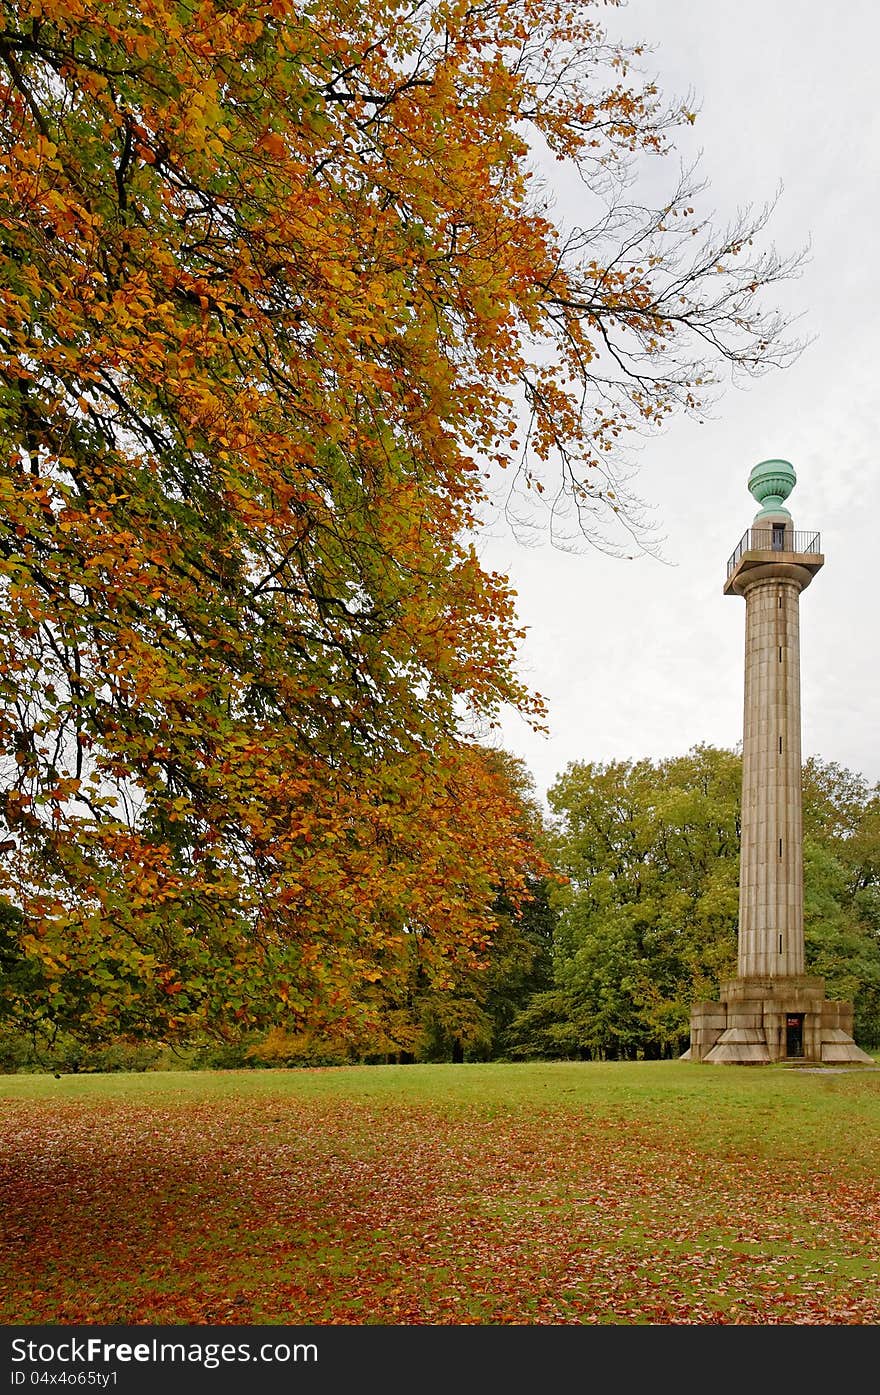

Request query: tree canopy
[{"left": 0, "top": 0, "right": 800, "bottom": 1041}]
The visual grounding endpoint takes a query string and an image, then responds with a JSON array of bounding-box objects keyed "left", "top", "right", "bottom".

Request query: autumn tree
[
  {"left": 0, "top": 0, "right": 800, "bottom": 1041},
  {"left": 370, "top": 753, "right": 556, "bottom": 1063},
  {"left": 243, "top": 753, "right": 555, "bottom": 1064}
]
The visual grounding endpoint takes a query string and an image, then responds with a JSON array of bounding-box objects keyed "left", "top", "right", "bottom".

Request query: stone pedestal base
[{"left": 682, "top": 975, "right": 873, "bottom": 1064}]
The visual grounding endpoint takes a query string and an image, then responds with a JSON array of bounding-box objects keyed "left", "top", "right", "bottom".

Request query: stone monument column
[
  {"left": 684, "top": 459, "right": 873, "bottom": 1064},
  {"left": 736, "top": 461, "right": 811, "bottom": 979}
]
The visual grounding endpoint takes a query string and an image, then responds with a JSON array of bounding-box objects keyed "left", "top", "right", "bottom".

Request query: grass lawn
[{"left": 1, "top": 1059, "right": 879, "bottom": 1325}]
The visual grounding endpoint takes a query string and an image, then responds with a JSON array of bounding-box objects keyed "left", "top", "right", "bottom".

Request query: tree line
[
  {"left": 387, "top": 746, "right": 880, "bottom": 1064},
  {"left": 3, "top": 745, "right": 878, "bottom": 1070}
]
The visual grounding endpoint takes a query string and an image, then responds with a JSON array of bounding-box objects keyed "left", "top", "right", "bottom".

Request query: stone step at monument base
[
  {"left": 703, "top": 1028, "right": 770, "bottom": 1065},
  {"left": 820, "top": 1029, "right": 875, "bottom": 1065}
]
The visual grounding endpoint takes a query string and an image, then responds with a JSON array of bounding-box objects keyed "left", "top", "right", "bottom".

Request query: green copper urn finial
[{"left": 748, "top": 458, "right": 796, "bottom": 518}]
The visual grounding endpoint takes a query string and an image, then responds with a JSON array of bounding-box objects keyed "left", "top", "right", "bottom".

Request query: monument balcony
[{"left": 724, "top": 527, "right": 823, "bottom": 595}]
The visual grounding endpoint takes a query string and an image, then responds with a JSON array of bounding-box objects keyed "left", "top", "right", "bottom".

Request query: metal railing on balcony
[{"left": 727, "top": 528, "right": 821, "bottom": 578}]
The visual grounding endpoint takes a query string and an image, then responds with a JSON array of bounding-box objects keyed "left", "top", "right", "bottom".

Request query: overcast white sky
[{"left": 477, "top": 0, "right": 880, "bottom": 805}]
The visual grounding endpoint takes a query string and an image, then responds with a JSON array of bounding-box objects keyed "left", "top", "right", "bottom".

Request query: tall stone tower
[{"left": 685, "top": 460, "right": 872, "bottom": 1064}]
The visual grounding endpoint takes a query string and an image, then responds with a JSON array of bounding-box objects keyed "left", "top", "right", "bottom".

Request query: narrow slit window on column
[
  {"left": 779, "top": 645, "right": 783, "bottom": 661},
  {"left": 779, "top": 736, "right": 783, "bottom": 754},
  {"left": 779, "top": 837, "right": 783, "bottom": 857},
  {"left": 779, "top": 934, "right": 783, "bottom": 953},
  {"left": 778, "top": 594, "right": 783, "bottom": 608}
]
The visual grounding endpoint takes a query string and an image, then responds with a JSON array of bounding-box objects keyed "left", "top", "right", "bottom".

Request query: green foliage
[
  {"left": 0, "top": 1021, "right": 164, "bottom": 1073},
  {"left": 0, "top": 1021, "right": 281, "bottom": 1073},
  {"left": 802, "top": 758, "right": 880, "bottom": 1043},
  {"left": 507, "top": 745, "right": 740, "bottom": 1059},
  {"left": 507, "top": 747, "right": 880, "bottom": 1060}
]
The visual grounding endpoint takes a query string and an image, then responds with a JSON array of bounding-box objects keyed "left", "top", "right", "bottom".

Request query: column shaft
[{"left": 738, "top": 576, "right": 804, "bottom": 977}]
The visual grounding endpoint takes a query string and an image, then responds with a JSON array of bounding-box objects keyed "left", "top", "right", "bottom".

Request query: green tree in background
[
  {"left": 508, "top": 747, "right": 880, "bottom": 1060},
  {"left": 802, "top": 758, "right": 880, "bottom": 1045}
]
